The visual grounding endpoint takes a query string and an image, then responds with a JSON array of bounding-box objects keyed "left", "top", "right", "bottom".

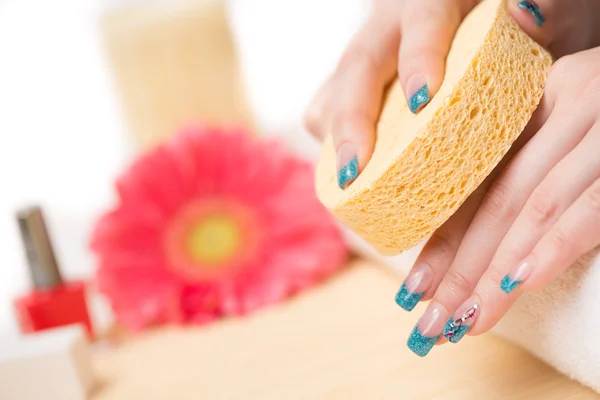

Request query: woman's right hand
[{"left": 304, "top": 0, "right": 600, "bottom": 190}]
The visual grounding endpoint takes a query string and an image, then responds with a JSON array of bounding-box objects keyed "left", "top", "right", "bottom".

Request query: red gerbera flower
[{"left": 91, "top": 127, "right": 347, "bottom": 331}]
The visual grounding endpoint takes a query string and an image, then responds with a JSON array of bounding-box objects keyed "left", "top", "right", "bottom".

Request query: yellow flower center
[
  {"left": 185, "top": 214, "right": 241, "bottom": 266},
  {"left": 164, "top": 199, "right": 261, "bottom": 280}
]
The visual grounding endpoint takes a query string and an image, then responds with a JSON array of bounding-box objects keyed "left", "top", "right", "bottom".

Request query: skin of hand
[{"left": 304, "top": 0, "right": 600, "bottom": 356}]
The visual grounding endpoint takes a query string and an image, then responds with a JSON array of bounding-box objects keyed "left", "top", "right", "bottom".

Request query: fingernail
[
  {"left": 443, "top": 297, "right": 479, "bottom": 344},
  {"left": 406, "top": 74, "right": 430, "bottom": 114},
  {"left": 518, "top": 1, "right": 545, "bottom": 26},
  {"left": 337, "top": 143, "right": 359, "bottom": 189},
  {"left": 395, "top": 264, "right": 433, "bottom": 311},
  {"left": 501, "top": 259, "right": 533, "bottom": 293},
  {"left": 407, "top": 302, "right": 447, "bottom": 357}
]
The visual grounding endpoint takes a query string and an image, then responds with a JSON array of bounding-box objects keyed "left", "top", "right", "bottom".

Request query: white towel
[
  {"left": 226, "top": 0, "right": 600, "bottom": 392},
  {"left": 348, "top": 232, "right": 600, "bottom": 393}
]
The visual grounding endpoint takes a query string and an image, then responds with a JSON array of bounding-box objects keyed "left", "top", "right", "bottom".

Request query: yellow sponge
[{"left": 315, "top": 0, "right": 552, "bottom": 255}]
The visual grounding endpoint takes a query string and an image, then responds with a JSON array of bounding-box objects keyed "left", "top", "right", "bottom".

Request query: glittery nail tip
[
  {"left": 517, "top": 1, "right": 545, "bottom": 26},
  {"left": 442, "top": 317, "right": 470, "bottom": 344},
  {"left": 407, "top": 325, "right": 439, "bottom": 357},
  {"left": 408, "top": 84, "right": 430, "bottom": 114},
  {"left": 338, "top": 156, "right": 358, "bottom": 189},
  {"left": 500, "top": 275, "right": 522, "bottom": 293},
  {"left": 395, "top": 283, "right": 424, "bottom": 312}
]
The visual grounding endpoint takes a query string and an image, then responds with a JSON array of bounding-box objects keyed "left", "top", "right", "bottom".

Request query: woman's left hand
[{"left": 402, "top": 46, "right": 600, "bottom": 355}]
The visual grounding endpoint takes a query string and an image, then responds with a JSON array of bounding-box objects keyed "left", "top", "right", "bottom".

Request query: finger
[
  {"left": 468, "top": 122, "right": 600, "bottom": 334},
  {"left": 304, "top": 75, "right": 337, "bottom": 140},
  {"left": 521, "top": 177, "right": 600, "bottom": 289},
  {"left": 403, "top": 126, "right": 536, "bottom": 353},
  {"left": 403, "top": 99, "right": 548, "bottom": 352},
  {"left": 427, "top": 104, "right": 593, "bottom": 344},
  {"left": 508, "top": 0, "right": 592, "bottom": 58},
  {"left": 492, "top": 120, "right": 600, "bottom": 292},
  {"left": 433, "top": 105, "right": 549, "bottom": 344},
  {"left": 509, "top": 1, "right": 550, "bottom": 41},
  {"left": 398, "top": 0, "right": 479, "bottom": 114},
  {"left": 330, "top": 18, "right": 400, "bottom": 190},
  {"left": 394, "top": 190, "right": 481, "bottom": 312},
  {"left": 396, "top": 110, "right": 543, "bottom": 313},
  {"left": 475, "top": 178, "right": 600, "bottom": 329}
]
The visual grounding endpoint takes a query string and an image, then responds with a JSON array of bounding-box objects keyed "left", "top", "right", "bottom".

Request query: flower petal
[
  {"left": 96, "top": 261, "right": 176, "bottom": 331},
  {"left": 91, "top": 126, "right": 349, "bottom": 330}
]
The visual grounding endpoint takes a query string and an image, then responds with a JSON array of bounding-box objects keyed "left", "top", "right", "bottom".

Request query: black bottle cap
[{"left": 16, "top": 206, "right": 63, "bottom": 289}]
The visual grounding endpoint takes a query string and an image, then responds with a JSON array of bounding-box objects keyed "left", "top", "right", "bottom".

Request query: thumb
[
  {"left": 508, "top": 0, "right": 595, "bottom": 58},
  {"left": 508, "top": 1, "right": 551, "bottom": 46}
]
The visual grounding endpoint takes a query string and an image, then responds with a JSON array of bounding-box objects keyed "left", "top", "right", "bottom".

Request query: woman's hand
[
  {"left": 305, "top": 0, "right": 599, "bottom": 190},
  {"left": 405, "top": 45, "right": 600, "bottom": 356},
  {"left": 305, "top": 0, "right": 481, "bottom": 188},
  {"left": 305, "top": 0, "right": 600, "bottom": 357}
]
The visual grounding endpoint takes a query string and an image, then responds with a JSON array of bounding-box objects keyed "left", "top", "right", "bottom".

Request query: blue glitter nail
[
  {"left": 338, "top": 156, "right": 358, "bottom": 189},
  {"left": 395, "top": 283, "right": 423, "bottom": 312},
  {"left": 518, "top": 1, "right": 545, "bottom": 26},
  {"left": 408, "top": 84, "right": 430, "bottom": 114},
  {"left": 500, "top": 275, "right": 522, "bottom": 293},
  {"left": 442, "top": 317, "right": 469, "bottom": 344},
  {"left": 407, "top": 324, "right": 439, "bottom": 357}
]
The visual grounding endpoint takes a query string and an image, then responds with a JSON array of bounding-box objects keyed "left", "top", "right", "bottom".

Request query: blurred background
[
  {"left": 2, "top": 1, "right": 598, "bottom": 398},
  {"left": 0, "top": 0, "right": 369, "bottom": 338},
  {"left": 0, "top": 0, "right": 132, "bottom": 338}
]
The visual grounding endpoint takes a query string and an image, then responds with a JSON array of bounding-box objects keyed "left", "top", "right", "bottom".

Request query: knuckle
[
  {"left": 589, "top": 73, "right": 600, "bottom": 93},
  {"left": 304, "top": 78, "right": 336, "bottom": 139},
  {"left": 330, "top": 108, "right": 372, "bottom": 148},
  {"left": 548, "top": 54, "right": 600, "bottom": 101},
  {"left": 337, "top": 45, "right": 360, "bottom": 71},
  {"left": 480, "top": 180, "right": 518, "bottom": 222},
  {"left": 418, "top": 231, "right": 458, "bottom": 275},
  {"left": 401, "top": 43, "right": 443, "bottom": 69},
  {"left": 526, "top": 188, "right": 557, "bottom": 225},
  {"left": 428, "top": 231, "right": 457, "bottom": 259},
  {"left": 443, "top": 268, "right": 474, "bottom": 297},
  {"left": 547, "top": 56, "right": 578, "bottom": 98},
  {"left": 487, "top": 265, "right": 508, "bottom": 285},
  {"left": 403, "top": 0, "right": 455, "bottom": 24},
  {"left": 586, "top": 179, "right": 600, "bottom": 214},
  {"left": 548, "top": 228, "right": 573, "bottom": 254},
  {"left": 304, "top": 104, "right": 326, "bottom": 138},
  {"left": 331, "top": 109, "right": 367, "bottom": 131},
  {"left": 402, "top": 2, "right": 434, "bottom": 23},
  {"left": 304, "top": 103, "right": 327, "bottom": 137},
  {"left": 549, "top": 55, "right": 576, "bottom": 84},
  {"left": 337, "top": 42, "right": 378, "bottom": 74},
  {"left": 338, "top": 13, "right": 400, "bottom": 74}
]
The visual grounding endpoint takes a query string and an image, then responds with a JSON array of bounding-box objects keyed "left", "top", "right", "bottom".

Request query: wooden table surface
[{"left": 91, "top": 260, "right": 598, "bottom": 399}]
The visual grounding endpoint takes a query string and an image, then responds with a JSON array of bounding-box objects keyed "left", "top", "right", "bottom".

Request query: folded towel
[
  {"left": 492, "top": 250, "right": 600, "bottom": 392},
  {"left": 226, "top": 0, "right": 600, "bottom": 392},
  {"left": 346, "top": 229, "right": 600, "bottom": 393}
]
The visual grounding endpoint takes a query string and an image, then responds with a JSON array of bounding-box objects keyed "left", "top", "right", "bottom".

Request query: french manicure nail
[
  {"left": 443, "top": 297, "right": 479, "bottom": 344},
  {"left": 395, "top": 264, "right": 433, "bottom": 311},
  {"left": 337, "top": 143, "right": 359, "bottom": 189},
  {"left": 406, "top": 74, "right": 430, "bottom": 114},
  {"left": 518, "top": 1, "right": 545, "bottom": 26},
  {"left": 501, "top": 259, "right": 533, "bottom": 293},
  {"left": 407, "top": 302, "right": 447, "bottom": 357}
]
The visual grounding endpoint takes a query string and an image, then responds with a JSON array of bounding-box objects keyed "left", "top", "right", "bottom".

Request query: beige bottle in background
[{"left": 100, "top": 0, "right": 254, "bottom": 150}]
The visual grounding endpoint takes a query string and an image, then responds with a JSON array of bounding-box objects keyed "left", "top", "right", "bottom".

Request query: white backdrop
[
  {"left": 3, "top": 0, "right": 599, "bottom": 391},
  {"left": 0, "top": 0, "right": 378, "bottom": 339},
  {"left": 0, "top": 0, "right": 132, "bottom": 337},
  {"left": 0, "top": 0, "right": 373, "bottom": 338}
]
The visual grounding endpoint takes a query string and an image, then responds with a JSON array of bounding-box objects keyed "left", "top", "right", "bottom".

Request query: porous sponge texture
[{"left": 315, "top": 0, "right": 553, "bottom": 255}]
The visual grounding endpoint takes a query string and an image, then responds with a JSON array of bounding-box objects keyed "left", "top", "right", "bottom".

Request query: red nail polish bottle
[{"left": 12, "top": 206, "right": 93, "bottom": 338}]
